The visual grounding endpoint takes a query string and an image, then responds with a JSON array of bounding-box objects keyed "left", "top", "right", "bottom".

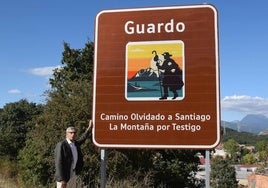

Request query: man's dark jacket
[{"left": 55, "top": 130, "right": 90, "bottom": 182}]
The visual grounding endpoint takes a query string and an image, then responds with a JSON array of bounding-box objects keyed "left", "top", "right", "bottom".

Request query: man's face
[{"left": 66, "top": 128, "right": 77, "bottom": 141}]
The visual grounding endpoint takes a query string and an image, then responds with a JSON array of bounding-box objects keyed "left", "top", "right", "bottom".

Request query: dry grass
[
  {"left": 0, "top": 174, "right": 19, "bottom": 188},
  {"left": 0, "top": 158, "right": 19, "bottom": 188}
]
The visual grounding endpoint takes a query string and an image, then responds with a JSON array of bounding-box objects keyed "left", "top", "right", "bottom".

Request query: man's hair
[{"left": 66, "top": 126, "right": 76, "bottom": 133}]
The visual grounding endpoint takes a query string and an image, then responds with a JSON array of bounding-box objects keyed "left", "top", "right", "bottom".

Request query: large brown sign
[{"left": 93, "top": 4, "right": 220, "bottom": 149}]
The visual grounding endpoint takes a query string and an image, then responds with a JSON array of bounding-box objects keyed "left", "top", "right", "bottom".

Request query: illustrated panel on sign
[{"left": 125, "top": 40, "right": 185, "bottom": 101}]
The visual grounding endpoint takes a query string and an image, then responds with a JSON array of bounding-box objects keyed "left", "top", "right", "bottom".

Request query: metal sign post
[
  {"left": 100, "top": 149, "right": 106, "bottom": 188},
  {"left": 205, "top": 150, "right": 210, "bottom": 188}
]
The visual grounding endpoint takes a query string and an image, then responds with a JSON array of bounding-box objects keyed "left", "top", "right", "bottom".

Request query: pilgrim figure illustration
[{"left": 153, "top": 51, "right": 184, "bottom": 100}]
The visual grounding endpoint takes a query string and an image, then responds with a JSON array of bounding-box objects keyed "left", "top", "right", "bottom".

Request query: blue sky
[{"left": 1, "top": 0, "right": 268, "bottom": 121}]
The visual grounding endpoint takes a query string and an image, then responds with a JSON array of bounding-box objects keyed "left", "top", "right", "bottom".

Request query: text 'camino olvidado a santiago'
[{"left": 100, "top": 112, "right": 211, "bottom": 133}]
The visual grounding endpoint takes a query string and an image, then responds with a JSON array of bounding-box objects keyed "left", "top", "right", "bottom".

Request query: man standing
[{"left": 55, "top": 120, "right": 93, "bottom": 188}]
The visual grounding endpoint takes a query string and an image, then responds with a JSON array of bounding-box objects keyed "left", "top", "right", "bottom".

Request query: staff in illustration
[
  {"left": 152, "top": 50, "right": 163, "bottom": 97},
  {"left": 153, "top": 51, "right": 184, "bottom": 100}
]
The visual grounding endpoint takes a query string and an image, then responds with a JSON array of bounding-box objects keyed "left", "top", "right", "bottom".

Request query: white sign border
[{"left": 93, "top": 4, "right": 220, "bottom": 149}]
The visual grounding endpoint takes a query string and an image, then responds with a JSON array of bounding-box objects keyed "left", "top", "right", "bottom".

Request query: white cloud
[
  {"left": 8, "top": 89, "right": 21, "bottom": 94},
  {"left": 28, "top": 66, "right": 62, "bottom": 77},
  {"left": 221, "top": 95, "right": 268, "bottom": 116}
]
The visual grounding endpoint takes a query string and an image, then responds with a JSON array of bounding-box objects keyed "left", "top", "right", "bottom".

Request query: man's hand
[
  {"left": 61, "top": 181, "right": 67, "bottom": 188},
  {"left": 87, "top": 120, "right": 93, "bottom": 131}
]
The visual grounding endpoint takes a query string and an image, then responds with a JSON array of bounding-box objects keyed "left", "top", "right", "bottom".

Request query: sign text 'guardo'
[{"left": 124, "top": 19, "right": 185, "bottom": 34}]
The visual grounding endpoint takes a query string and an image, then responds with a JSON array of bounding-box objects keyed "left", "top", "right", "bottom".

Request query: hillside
[{"left": 222, "top": 127, "right": 268, "bottom": 145}]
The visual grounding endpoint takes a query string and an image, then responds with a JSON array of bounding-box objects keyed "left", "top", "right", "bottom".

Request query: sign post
[{"left": 93, "top": 4, "right": 220, "bottom": 149}]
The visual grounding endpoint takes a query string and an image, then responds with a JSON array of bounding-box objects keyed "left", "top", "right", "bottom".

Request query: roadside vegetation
[{"left": 1, "top": 42, "right": 267, "bottom": 187}]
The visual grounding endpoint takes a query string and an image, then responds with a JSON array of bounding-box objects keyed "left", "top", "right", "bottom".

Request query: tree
[
  {"left": 258, "top": 149, "right": 268, "bottom": 166},
  {"left": 210, "top": 156, "right": 238, "bottom": 188},
  {"left": 224, "top": 139, "right": 240, "bottom": 162},
  {"left": 0, "top": 99, "right": 43, "bottom": 160},
  {"left": 256, "top": 141, "right": 268, "bottom": 166},
  {"left": 49, "top": 42, "right": 93, "bottom": 92},
  {"left": 151, "top": 150, "right": 200, "bottom": 187},
  {"left": 255, "top": 140, "right": 267, "bottom": 152},
  {"left": 105, "top": 149, "right": 201, "bottom": 187},
  {"left": 242, "top": 153, "right": 257, "bottom": 164},
  {"left": 18, "top": 42, "right": 98, "bottom": 187}
]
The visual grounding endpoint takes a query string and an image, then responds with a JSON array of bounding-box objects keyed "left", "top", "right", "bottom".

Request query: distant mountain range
[
  {"left": 223, "top": 114, "right": 268, "bottom": 135},
  {"left": 129, "top": 68, "right": 159, "bottom": 81}
]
